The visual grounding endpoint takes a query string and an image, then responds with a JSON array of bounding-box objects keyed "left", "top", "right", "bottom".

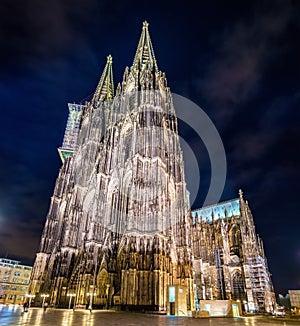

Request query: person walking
[{"left": 23, "top": 302, "right": 29, "bottom": 312}]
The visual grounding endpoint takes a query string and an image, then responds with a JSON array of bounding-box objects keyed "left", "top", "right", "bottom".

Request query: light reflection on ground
[{"left": 0, "top": 305, "right": 299, "bottom": 326}]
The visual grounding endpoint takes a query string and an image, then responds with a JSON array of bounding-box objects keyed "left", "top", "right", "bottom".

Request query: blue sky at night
[{"left": 0, "top": 0, "right": 299, "bottom": 294}]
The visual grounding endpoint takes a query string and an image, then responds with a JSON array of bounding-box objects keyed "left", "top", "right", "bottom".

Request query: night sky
[{"left": 0, "top": 0, "right": 299, "bottom": 295}]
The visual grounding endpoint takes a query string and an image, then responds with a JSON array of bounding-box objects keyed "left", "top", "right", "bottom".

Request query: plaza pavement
[{"left": 0, "top": 305, "right": 299, "bottom": 326}]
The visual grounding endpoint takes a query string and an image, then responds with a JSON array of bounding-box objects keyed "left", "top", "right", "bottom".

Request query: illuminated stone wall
[
  {"left": 29, "top": 22, "right": 194, "bottom": 313},
  {"left": 191, "top": 191, "right": 276, "bottom": 313}
]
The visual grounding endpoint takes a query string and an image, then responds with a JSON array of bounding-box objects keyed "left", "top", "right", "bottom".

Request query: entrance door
[
  {"left": 170, "top": 302, "right": 175, "bottom": 315},
  {"left": 232, "top": 304, "right": 240, "bottom": 317}
]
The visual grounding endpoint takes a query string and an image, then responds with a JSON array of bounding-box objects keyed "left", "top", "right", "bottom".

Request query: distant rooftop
[
  {"left": 192, "top": 198, "right": 240, "bottom": 223},
  {"left": 0, "top": 258, "right": 21, "bottom": 265},
  {"left": 0, "top": 258, "right": 32, "bottom": 269}
]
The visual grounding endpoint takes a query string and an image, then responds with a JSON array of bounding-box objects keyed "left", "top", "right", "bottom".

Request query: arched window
[
  {"left": 232, "top": 271, "right": 246, "bottom": 301},
  {"left": 229, "top": 225, "right": 241, "bottom": 256},
  {"left": 110, "top": 188, "right": 118, "bottom": 225},
  {"left": 215, "top": 229, "right": 223, "bottom": 248}
]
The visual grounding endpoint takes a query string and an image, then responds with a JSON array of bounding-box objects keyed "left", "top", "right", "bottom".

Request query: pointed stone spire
[
  {"left": 92, "top": 55, "right": 114, "bottom": 103},
  {"left": 132, "top": 21, "right": 158, "bottom": 72},
  {"left": 238, "top": 189, "right": 244, "bottom": 200}
]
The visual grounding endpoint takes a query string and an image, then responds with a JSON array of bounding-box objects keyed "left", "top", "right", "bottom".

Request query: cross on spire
[{"left": 238, "top": 189, "right": 244, "bottom": 200}]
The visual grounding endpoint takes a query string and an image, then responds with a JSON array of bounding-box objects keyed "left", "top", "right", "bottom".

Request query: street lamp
[
  {"left": 25, "top": 294, "right": 35, "bottom": 307},
  {"left": 87, "top": 292, "right": 96, "bottom": 311},
  {"left": 243, "top": 300, "right": 248, "bottom": 313},
  {"left": 40, "top": 294, "right": 49, "bottom": 308},
  {"left": 67, "top": 293, "right": 76, "bottom": 309}
]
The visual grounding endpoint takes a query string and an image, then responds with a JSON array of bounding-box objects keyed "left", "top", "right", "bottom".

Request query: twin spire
[
  {"left": 132, "top": 21, "right": 158, "bottom": 72},
  {"left": 92, "top": 21, "right": 158, "bottom": 103},
  {"left": 92, "top": 54, "right": 114, "bottom": 103}
]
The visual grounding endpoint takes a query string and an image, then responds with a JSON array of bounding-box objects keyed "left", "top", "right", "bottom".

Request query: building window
[
  {"left": 14, "top": 272, "right": 21, "bottom": 276},
  {"left": 232, "top": 272, "right": 246, "bottom": 301}
]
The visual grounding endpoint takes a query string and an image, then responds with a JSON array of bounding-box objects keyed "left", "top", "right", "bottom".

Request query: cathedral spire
[
  {"left": 132, "top": 21, "right": 158, "bottom": 71},
  {"left": 92, "top": 55, "right": 114, "bottom": 103},
  {"left": 238, "top": 188, "right": 244, "bottom": 200}
]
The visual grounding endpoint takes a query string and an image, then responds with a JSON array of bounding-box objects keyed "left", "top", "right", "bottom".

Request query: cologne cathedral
[
  {"left": 29, "top": 22, "right": 275, "bottom": 314},
  {"left": 191, "top": 192, "right": 275, "bottom": 313}
]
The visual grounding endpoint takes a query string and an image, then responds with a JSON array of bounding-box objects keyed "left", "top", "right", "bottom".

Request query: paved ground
[{"left": 0, "top": 305, "right": 299, "bottom": 326}]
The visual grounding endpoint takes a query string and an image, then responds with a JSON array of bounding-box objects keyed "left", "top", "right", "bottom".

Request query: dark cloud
[
  {"left": 0, "top": 217, "right": 42, "bottom": 262},
  {"left": 0, "top": 1, "right": 96, "bottom": 58},
  {"left": 198, "top": 0, "right": 298, "bottom": 122}
]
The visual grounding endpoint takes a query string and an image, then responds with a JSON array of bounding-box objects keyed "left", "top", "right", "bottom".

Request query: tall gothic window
[
  {"left": 110, "top": 188, "right": 118, "bottom": 225},
  {"left": 232, "top": 271, "right": 246, "bottom": 301},
  {"left": 216, "top": 229, "right": 223, "bottom": 248},
  {"left": 229, "top": 225, "right": 241, "bottom": 256}
]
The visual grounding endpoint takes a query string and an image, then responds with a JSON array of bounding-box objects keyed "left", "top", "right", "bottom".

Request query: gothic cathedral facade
[
  {"left": 30, "top": 22, "right": 194, "bottom": 314},
  {"left": 29, "top": 22, "right": 275, "bottom": 314},
  {"left": 191, "top": 193, "right": 275, "bottom": 313}
]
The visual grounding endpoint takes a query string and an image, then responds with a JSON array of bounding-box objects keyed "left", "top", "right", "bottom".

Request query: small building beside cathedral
[
  {"left": 29, "top": 22, "right": 276, "bottom": 315},
  {"left": 0, "top": 258, "right": 32, "bottom": 304}
]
